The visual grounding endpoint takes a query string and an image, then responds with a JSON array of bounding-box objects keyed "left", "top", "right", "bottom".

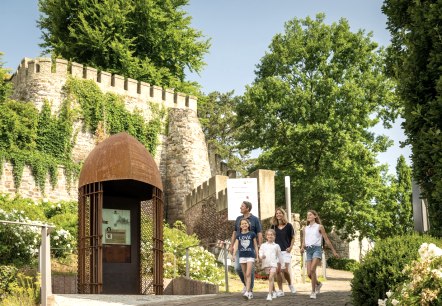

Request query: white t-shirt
[
  {"left": 259, "top": 242, "right": 281, "bottom": 268},
  {"left": 305, "top": 223, "right": 322, "bottom": 247}
]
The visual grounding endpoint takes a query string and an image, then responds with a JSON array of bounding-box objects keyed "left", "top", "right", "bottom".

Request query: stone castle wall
[
  {"left": 0, "top": 162, "right": 77, "bottom": 202},
  {"left": 184, "top": 175, "right": 231, "bottom": 247},
  {"left": 3, "top": 57, "right": 211, "bottom": 222}
]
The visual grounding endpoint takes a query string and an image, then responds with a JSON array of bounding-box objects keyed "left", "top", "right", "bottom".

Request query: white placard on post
[
  {"left": 227, "top": 178, "right": 259, "bottom": 220},
  {"left": 285, "top": 176, "right": 292, "bottom": 223}
]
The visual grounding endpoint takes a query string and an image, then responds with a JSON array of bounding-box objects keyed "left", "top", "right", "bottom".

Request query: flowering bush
[
  {"left": 351, "top": 234, "right": 442, "bottom": 306},
  {"left": 181, "top": 246, "right": 224, "bottom": 285},
  {"left": 42, "top": 200, "right": 78, "bottom": 238},
  {"left": 50, "top": 228, "right": 75, "bottom": 258},
  {"left": 0, "top": 208, "right": 40, "bottom": 266},
  {"left": 0, "top": 195, "right": 78, "bottom": 266},
  {"left": 163, "top": 221, "right": 223, "bottom": 285},
  {"left": 380, "top": 243, "right": 442, "bottom": 306}
]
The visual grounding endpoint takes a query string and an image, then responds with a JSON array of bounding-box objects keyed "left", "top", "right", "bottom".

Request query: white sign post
[
  {"left": 285, "top": 176, "right": 292, "bottom": 223},
  {"left": 227, "top": 178, "right": 259, "bottom": 220}
]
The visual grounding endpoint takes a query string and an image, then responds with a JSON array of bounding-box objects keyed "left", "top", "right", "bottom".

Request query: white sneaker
[
  {"left": 315, "top": 282, "right": 323, "bottom": 294},
  {"left": 272, "top": 291, "right": 277, "bottom": 299},
  {"left": 243, "top": 291, "right": 249, "bottom": 299},
  {"left": 276, "top": 290, "right": 285, "bottom": 297},
  {"left": 310, "top": 292, "right": 317, "bottom": 299},
  {"left": 289, "top": 284, "right": 297, "bottom": 294},
  {"left": 241, "top": 286, "right": 247, "bottom": 294},
  {"left": 266, "top": 293, "right": 272, "bottom": 301},
  {"left": 248, "top": 292, "right": 253, "bottom": 300}
]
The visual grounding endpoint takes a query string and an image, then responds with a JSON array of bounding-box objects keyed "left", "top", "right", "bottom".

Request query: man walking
[{"left": 229, "top": 201, "right": 263, "bottom": 297}]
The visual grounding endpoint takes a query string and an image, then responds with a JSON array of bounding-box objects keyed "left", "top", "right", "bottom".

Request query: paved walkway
[{"left": 53, "top": 269, "right": 353, "bottom": 306}]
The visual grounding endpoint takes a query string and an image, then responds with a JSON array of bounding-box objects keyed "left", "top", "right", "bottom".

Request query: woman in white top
[{"left": 300, "top": 210, "right": 338, "bottom": 299}]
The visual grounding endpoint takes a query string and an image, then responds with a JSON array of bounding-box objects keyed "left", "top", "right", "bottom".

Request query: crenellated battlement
[
  {"left": 5, "top": 57, "right": 211, "bottom": 225},
  {"left": 10, "top": 57, "right": 197, "bottom": 111},
  {"left": 185, "top": 175, "right": 228, "bottom": 213}
]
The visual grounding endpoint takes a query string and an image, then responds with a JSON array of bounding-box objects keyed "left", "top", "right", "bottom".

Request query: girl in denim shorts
[
  {"left": 300, "top": 210, "right": 338, "bottom": 299},
  {"left": 232, "top": 218, "right": 258, "bottom": 300}
]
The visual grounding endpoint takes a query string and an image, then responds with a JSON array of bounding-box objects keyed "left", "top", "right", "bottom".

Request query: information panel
[
  {"left": 227, "top": 178, "right": 258, "bottom": 220},
  {"left": 102, "top": 209, "right": 131, "bottom": 245}
]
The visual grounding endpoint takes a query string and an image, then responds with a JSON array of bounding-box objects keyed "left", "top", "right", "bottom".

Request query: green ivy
[
  {"left": 65, "top": 77, "right": 165, "bottom": 155},
  {"left": 0, "top": 150, "right": 4, "bottom": 177},
  {"left": 10, "top": 152, "right": 25, "bottom": 190},
  {"left": 0, "top": 76, "right": 164, "bottom": 192}
]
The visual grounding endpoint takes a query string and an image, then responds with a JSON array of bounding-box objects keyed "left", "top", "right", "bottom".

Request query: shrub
[
  {"left": 50, "top": 228, "right": 75, "bottom": 258},
  {"left": 42, "top": 200, "right": 78, "bottom": 257},
  {"left": 0, "top": 195, "right": 46, "bottom": 222},
  {"left": 327, "top": 257, "right": 359, "bottom": 272},
  {"left": 0, "top": 196, "right": 78, "bottom": 265},
  {"left": 163, "top": 221, "right": 223, "bottom": 285},
  {"left": 0, "top": 208, "right": 40, "bottom": 267},
  {"left": 351, "top": 234, "right": 442, "bottom": 306},
  {"left": 180, "top": 246, "right": 224, "bottom": 285},
  {"left": 0, "top": 265, "right": 18, "bottom": 300},
  {"left": 0, "top": 272, "right": 40, "bottom": 306},
  {"left": 381, "top": 243, "right": 442, "bottom": 306}
]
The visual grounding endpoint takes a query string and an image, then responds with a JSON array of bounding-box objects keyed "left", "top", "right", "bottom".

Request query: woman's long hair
[
  {"left": 307, "top": 209, "right": 322, "bottom": 224},
  {"left": 271, "top": 207, "right": 289, "bottom": 226}
]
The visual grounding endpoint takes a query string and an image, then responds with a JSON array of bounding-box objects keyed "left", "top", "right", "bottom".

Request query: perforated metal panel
[
  {"left": 140, "top": 188, "right": 163, "bottom": 295},
  {"left": 78, "top": 182, "right": 103, "bottom": 294},
  {"left": 78, "top": 184, "right": 163, "bottom": 295}
]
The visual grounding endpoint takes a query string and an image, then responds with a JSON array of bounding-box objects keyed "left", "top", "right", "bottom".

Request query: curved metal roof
[{"left": 78, "top": 132, "right": 163, "bottom": 190}]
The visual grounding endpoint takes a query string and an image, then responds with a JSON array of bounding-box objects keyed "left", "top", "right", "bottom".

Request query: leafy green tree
[
  {"left": 38, "top": 0, "right": 210, "bottom": 94},
  {"left": 393, "top": 155, "right": 413, "bottom": 233},
  {"left": 0, "top": 100, "right": 38, "bottom": 152},
  {"left": 236, "top": 14, "right": 399, "bottom": 239},
  {"left": 0, "top": 53, "right": 12, "bottom": 103},
  {"left": 197, "top": 91, "right": 252, "bottom": 176},
  {"left": 382, "top": 0, "right": 442, "bottom": 236},
  {"left": 373, "top": 156, "right": 413, "bottom": 238}
]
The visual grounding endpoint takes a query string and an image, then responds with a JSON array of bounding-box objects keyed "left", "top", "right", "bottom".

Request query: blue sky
[{"left": 0, "top": 0, "right": 411, "bottom": 173}]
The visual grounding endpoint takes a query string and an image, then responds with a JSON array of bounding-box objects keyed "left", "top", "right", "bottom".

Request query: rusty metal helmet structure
[{"left": 78, "top": 132, "right": 163, "bottom": 295}]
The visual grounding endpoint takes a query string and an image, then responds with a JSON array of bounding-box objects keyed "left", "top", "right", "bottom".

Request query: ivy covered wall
[{"left": 1, "top": 57, "right": 211, "bottom": 222}]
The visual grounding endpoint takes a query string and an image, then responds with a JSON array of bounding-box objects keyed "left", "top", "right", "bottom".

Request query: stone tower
[{"left": 5, "top": 57, "right": 211, "bottom": 223}]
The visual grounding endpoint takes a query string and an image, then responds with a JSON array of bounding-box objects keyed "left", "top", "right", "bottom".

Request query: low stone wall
[
  {"left": 52, "top": 274, "right": 77, "bottom": 294},
  {"left": 163, "top": 276, "right": 218, "bottom": 295}
]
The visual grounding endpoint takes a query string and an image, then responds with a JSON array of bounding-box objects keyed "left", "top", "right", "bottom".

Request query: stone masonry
[
  {"left": 2, "top": 57, "right": 211, "bottom": 222},
  {"left": 184, "top": 170, "right": 303, "bottom": 283}
]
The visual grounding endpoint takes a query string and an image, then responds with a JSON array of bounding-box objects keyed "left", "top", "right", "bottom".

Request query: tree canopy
[
  {"left": 197, "top": 91, "right": 253, "bottom": 176},
  {"left": 235, "top": 14, "right": 400, "bottom": 239},
  {"left": 0, "top": 53, "right": 12, "bottom": 102},
  {"left": 382, "top": 0, "right": 442, "bottom": 237},
  {"left": 37, "top": 0, "right": 210, "bottom": 94}
]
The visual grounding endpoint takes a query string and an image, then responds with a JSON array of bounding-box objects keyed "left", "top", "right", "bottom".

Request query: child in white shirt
[{"left": 259, "top": 228, "right": 282, "bottom": 301}]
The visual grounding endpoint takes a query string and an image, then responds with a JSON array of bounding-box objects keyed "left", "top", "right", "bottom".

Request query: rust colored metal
[
  {"left": 78, "top": 182, "right": 103, "bottom": 294},
  {"left": 153, "top": 187, "right": 164, "bottom": 295},
  {"left": 78, "top": 132, "right": 163, "bottom": 190},
  {"left": 78, "top": 132, "right": 164, "bottom": 295}
]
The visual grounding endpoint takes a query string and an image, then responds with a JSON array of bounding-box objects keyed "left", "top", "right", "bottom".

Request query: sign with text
[
  {"left": 227, "top": 178, "right": 259, "bottom": 220},
  {"left": 102, "top": 209, "right": 131, "bottom": 245}
]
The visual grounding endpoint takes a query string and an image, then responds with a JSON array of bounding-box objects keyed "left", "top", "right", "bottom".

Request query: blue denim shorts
[{"left": 305, "top": 245, "right": 322, "bottom": 261}]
